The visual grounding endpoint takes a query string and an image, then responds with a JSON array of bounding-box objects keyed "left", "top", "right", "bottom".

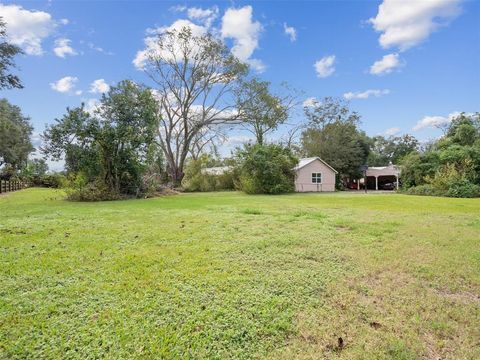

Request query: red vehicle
[{"left": 346, "top": 181, "right": 360, "bottom": 190}]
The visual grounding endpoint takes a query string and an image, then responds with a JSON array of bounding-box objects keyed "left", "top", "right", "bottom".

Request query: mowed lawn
[{"left": 0, "top": 189, "right": 479, "bottom": 359}]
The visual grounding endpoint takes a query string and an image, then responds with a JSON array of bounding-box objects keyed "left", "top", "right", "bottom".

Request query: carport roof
[{"left": 365, "top": 164, "right": 400, "bottom": 177}]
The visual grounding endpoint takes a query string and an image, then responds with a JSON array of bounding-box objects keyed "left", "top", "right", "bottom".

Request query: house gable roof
[{"left": 294, "top": 157, "right": 338, "bottom": 174}]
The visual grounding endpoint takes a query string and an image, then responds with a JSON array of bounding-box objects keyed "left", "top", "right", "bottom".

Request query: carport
[{"left": 357, "top": 164, "right": 400, "bottom": 190}]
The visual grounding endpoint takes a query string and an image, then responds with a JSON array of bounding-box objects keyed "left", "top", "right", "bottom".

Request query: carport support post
[
  {"left": 396, "top": 175, "right": 399, "bottom": 190},
  {"left": 375, "top": 176, "right": 378, "bottom": 191}
]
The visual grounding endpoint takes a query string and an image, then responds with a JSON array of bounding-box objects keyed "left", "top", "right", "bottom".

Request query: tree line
[{"left": 1, "top": 23, "right": 478, "bottom": 199}]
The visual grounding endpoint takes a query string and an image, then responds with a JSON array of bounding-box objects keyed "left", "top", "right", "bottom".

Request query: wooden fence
[{"left": 0, "top": 180, "right": 27, "bottom": 194}]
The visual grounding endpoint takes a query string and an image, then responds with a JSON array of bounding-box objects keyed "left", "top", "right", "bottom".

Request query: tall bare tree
[
  {"left": 189, "top": 126, "right": 227, "bottom": 161},
  {"left": 141, "top": 27, "right": 247, "bottom": 185}
]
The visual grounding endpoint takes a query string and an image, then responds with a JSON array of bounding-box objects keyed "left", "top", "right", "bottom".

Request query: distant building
[
  {"left": 294, "top": 157, "right": 338, "bottom": 192},
  {"left": 203, "top": 166, "right": 232, "bottom": 176},
  {"left": 363, "top": 164, "right": 400, "bottom": 190}
]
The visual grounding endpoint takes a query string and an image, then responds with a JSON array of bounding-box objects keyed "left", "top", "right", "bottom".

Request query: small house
[{"left": 294, "top": 157, "right": 337, "bottom": 192}]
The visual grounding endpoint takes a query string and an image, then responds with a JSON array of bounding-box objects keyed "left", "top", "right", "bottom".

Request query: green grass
[{"left": 1, "top": 189, "right": 479, "bottom": 359}]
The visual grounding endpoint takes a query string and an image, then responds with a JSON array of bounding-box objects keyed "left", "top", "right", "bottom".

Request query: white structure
[
  {"left": 203, "top": 166, "right": 232, "bottom": 175},
  {"left": 357, "top": 164, "right": 400, "bottom": 190},
  {"left": 294, "top": 157, "right": 337, "bottom": 192}
]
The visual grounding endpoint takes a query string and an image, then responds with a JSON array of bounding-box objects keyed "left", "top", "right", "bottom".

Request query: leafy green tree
[
  {"left": 23, "top": 158, "right": 48, "bottom": 177},
  {"left": 0, "top": 19, "right": 23, "bottom": 90},
  {"left": 303, "top": 96, "right": 357, "bottom": 129},
  {"left": 42, "top": 106, "right": 100, "bottom": 178},
  {"left": 444, "top": 112, "right": 480, "bottom": 146},
  {"left": 0, "top": 99, "right": 33, "bottom": 172},
  {"left": 400, "top": 151, "right": 440, "bottom": 188},
  {"left": 235, "top": 143, "right": 298, "bottom": 194},
  {"left": 401, "top": 112, "right": 480, "bottom": 197},
  {"left": 368, "top": 134, "right": 419, "bottom": 166},
  {"left": 235, "top": 78, "right": 292, "bottom": 145},
  {"left": 301, "top": 97, "right": 369, "bottom": 180},
  {"left": 21, "top": 158, "right": 53, "bottom": 186},
  {"left": 42, "top": 80, "right": 157, "bottom": 199}
]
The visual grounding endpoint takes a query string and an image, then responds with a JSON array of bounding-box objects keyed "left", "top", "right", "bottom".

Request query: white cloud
[
  {"left": 50, "top": 76, "right": 78, "bottom": 93},
  {"left": 53, "top": 38, "right": 77, "bottom": 58},
  {"left": 187, "top": 6, "right": 219, "bottom": 27},
  {"left": 89, "top": 79, "right": 110, "bottom": 94},
  {"left": 84, "top": 98, "right": 101, "bottom": 114},
  {"left": 135, "top": 6, "right": 265, "bottom": 72},
  {"left": 314, "top": 55, "right": 335, "bottom": 78},
  {"left": 225, "top": 134, "right": 254, "bottom": 146},
  {"left": 246, "top": 58, "right": 266, "bottom": 73},
  {"left": 133, "top": 19, "right": 207, "bottom": 69},
  {"left": 303, "top": 97, "right": 318, "bottom": 108},
  {"left": 369, "top": 0, "right": 462, "bottom": 51},
  {"left": 221, "top": 6, "right": 263, "bottom": 71},
  {"left": 343, "top": 89, "right": 390, "bottom": 100},
  {"left": 170, "top": 5, "right": 187, "bottom": 13},
  {"left": 283, "top": 23, "right": 297, "bottom": 42},
  {"left": 385, "top": 127, "right": 401, "bottom": 136},
  {"left": 0, "top": 4, "right": 57, "bottom": 55},
  {"left": 60, "top": 18, "right": 69, "bottom": 25},
  {"left": 87, "top": 42, "right": 114, "bottom": 55},
  {"left": 369, "top": 53, "right": 402, "bottom": 75},
  {"left": 413, "top": 111, "right": 461, "bottom": 131}
]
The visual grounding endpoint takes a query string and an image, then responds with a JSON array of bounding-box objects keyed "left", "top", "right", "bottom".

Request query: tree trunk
[
  {"left": 257, "top": 132, "right": 264, "bottom": 145},
  {"left": 168, "top": 165, "right": 184, "bottom": 187}
]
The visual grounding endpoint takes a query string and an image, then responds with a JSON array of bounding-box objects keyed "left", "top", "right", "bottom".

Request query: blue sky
[{"left": 1, "top": 0, "right": 479, "bottom": 168}]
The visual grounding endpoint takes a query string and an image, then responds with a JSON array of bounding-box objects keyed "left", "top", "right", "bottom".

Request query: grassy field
[{"left": 0, "top": 189, "right": 479, "bottom": 359}]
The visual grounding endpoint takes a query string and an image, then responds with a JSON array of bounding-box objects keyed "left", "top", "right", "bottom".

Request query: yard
[{"left": 0, "top": 189, "right": 479, "bottom": 359}]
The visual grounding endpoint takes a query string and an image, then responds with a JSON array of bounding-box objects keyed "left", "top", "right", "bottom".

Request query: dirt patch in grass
[{"left": 434, "top": 288, "right": 480, "bottom": 304}]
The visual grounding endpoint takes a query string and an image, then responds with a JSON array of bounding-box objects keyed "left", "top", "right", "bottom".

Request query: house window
[{"left": 312, "top": 172, "right": 322, "bottom": 183}]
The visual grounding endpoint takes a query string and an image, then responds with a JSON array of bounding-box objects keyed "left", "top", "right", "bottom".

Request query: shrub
[
  {"left": 66, "top": 180, "right": 121, "bottom": 201},
  {"left": 425, "top": 163, "right": 465, "bottom": 191},
  {"left": 141, "top": 173, "right": 165, "bottom": 198},
  {"left": 446, "top": 180, "right": 480, "bottom": 198},
  {"left": 405, "top": 184, "right": 446, "bottom": 197},
  {"left": 235, "top": 143, "right": 298, "bottom": 194},
  {"left": 63, "top": 173, "right": 120, "bottom": 201},
  {"left": 37, "top": 173, "right": 66, "bottom": 188},
  {"left": 405, "top": 179, "right": 480, "bottom": 199},
  {"left": 183, "top": 172, "right": 216, "bottom": 192},
  {"left": 216, "top": 171, "right": 235, "bottom": 190},
  {"left": 182, "top": 155, "right": 235, "bottom": 192}
]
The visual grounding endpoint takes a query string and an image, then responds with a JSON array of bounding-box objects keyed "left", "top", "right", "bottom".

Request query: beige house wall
[{"left": 295, "top": 160, "right": 336, "bottom": 192}]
